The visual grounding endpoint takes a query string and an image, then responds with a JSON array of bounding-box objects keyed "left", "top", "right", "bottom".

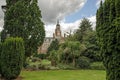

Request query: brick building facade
[{"left": 38, "top": 21, "right": 65, "bottom": 54}]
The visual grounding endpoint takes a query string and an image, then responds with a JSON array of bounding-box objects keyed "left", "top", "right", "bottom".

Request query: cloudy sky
[{"left": 0, "top": 0, "right": 103, "bottom": 37}]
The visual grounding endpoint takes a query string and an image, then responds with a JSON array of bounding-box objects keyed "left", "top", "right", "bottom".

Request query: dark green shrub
[
  {"left": 82, "top": 45, "right": 102, "bottom": 62},
  {"left": 34, "top": 54, "right": 47, "bottom": 59},
  {"left": 1, "top": 37, "right": 25, "bottom": 80},
  {"left": 76, "top": 56, "right": 90, "bottom": 69},
  {"left": 90, "top": 62, "right": 105, "bottom": 70}
]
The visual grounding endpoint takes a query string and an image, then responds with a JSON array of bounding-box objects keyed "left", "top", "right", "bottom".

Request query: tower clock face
[{"left": 57, "top": 31, "right": 61, "bottom": 36}]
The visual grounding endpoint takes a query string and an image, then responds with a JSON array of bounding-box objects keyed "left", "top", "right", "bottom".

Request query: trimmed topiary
[{"left": 1, "top": 37, "right": 25, "bottom": 80}]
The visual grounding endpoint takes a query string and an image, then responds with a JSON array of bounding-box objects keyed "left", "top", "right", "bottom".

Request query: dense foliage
[
  {"left": 47, "top": 39, "right": 59, "bottom": 54},
  {"left": 76, "top": 56, "right": 90, "bottom": 69},
  {"left": 1, "top": 0, "right": 45, "bottom": 58},
  {"left": 0, "top": 37, "right": 24, "bottom": 79},
  {"left": 75, "top": 18, "right": 92, "bottom": 43},
  {"left": 47, "top": 18, "right": 100, "bottom": 69},
  {"left": 57, "top": 41, "right": 82, "bottom": 67},
  {"left": 49, "top": 50, "right": 58, "bottom": 66},
  {"left": 96, "top": 0, "right": 120, "bottom": 80},
  {"left": 74, "top": 18, "right": 101, "bottom": 62}
]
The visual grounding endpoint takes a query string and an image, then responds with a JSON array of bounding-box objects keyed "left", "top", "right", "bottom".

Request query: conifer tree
[
  {"left": 96, "top": 1, "right": 103, "bottom": 49},
  {"left": 1, "top": 0, "right": 45, "bottom": 57},
  {"left": 25, "top": 0, "right": 45, "bottom": 57},
  {"left": 96, "top": 0, "right": 120, "bottom": 80},
  {"left": 76, "top": 18, "right": 92, "bottom": 43}
]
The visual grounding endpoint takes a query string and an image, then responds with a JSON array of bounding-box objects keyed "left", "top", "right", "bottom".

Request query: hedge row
[{"left": 0, "top": 37, "right": 24, "bottom": 80}]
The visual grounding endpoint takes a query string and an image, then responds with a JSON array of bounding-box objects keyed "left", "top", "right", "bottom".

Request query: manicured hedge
[{"left": 1, "top": 37, "right": 25, "bottom": 79}]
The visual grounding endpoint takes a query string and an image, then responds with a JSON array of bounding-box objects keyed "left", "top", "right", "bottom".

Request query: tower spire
[
  {"left": 57, "top": 19, "right": 59, "bottom": 24},
  {"left": 56, "top": 19, "right": 60, "bottom": 26}
]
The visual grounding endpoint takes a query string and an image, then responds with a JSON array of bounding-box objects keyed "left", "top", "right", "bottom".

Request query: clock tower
[{"left": 53, "top": 20, "right": 62, "bottom": 40}]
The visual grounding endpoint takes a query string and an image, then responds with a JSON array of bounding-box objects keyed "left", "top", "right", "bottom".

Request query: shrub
[
  {"left": 49, "top": 50, "right": 58, "bottom": 66},
  {"left": 90, "top": 62, "right": 105, "bottom": 70},
  {"left": 1, "top": 37, "right": 25, "bottom": 79},
  {"left": 76, "top": 56, "right": 90, "bottom": 69},
  {"left": 34, "top": 54, "right": 47, "bottom": 59}
]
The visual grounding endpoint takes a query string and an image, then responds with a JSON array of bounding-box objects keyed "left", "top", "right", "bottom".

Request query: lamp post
[
  {"left": 1, "top": 5, "right": 7, "bottom": 13},
  {"left": 1, "top": 5, "right": 10, "bottom": 41}
]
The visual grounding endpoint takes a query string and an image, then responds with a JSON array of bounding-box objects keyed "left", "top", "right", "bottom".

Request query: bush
[
  {"left": 1, "top": 37, "right": 25, "bottom": 79},
  {"left": 90, "top": 62, "right": 105, "bottom": 70},
  {"left": 49, "top": 50, "right": 58, "bottom": 66},
  {"left": 76, "top": 56, "right": 90, "bottom": 69},
  {"left": 34, "top": 54, "right": 47, "bottom": 59}
]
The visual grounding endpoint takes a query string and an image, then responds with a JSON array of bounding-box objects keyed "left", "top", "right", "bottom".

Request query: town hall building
[{"left": 38, "top": 21, "right": 65, "bottom": 54}]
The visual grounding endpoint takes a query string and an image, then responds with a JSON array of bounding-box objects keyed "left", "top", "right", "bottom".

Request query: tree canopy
[{"left": 1, "top": 0, "right": 45, "bottom": 57}]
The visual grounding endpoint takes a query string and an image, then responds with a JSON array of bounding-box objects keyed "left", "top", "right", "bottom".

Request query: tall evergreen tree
[
  {"left": 114, "top": 0, "right": 120, "bottom": 79},
  {"left": 25, "top": 0, "right": 45, "bottom": 57},
  {"left": 96, "top": 1, "right": 103, "bottom": 49},
  {"left": 96, "top": 0, "right": 120, "bottom": 80},
  {"left": 1, "top": 0, "right": 45, "bottom": 57},
  {"left": 75, "top": 18, "right": 92, "bottom": 43}
]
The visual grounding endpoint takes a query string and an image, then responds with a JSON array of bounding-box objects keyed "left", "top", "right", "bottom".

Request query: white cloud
[
  {"left": 0, "top": 0, "right": 5, "bottom": 18},
  {"left": 45, "top": 15, "right": 96, "bottom": 37},
  {"left": 0, "top": 0, "right": 5, "bottom": 31},
  {"left": 38, "top": 0, "right": 87, "bottom": 24},
  {"left": 88, "top": 15, "right": 96, "bottom": 29},
  {"left": 0, "top": 0, "right": 86, "bottom": 31},
  {"left": 0, "top": 19, "right": 4, "bottom": 31},
  {"left": 0, "top": 0, "right": 96, "bottom": 38}
]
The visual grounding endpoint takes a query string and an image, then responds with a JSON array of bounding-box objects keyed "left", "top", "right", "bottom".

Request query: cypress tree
[
  {"left": 96, "top": 0, "right": 120, "bottom": 80},
  {"left": 114, "top": 0, "right": 120, "bottom": 79},
  {"left": 25, "top": 0, "right": 45, "bottom": 56},
  {"left": 1, "top": 37, "right": 24, "bottom": 79},
  {"left": 96, "top": 1, "right": 103, "bottom": 50},
  {"left": 115, "top": 0, "right": 120, "bottom": 17},
  {"left": 1, "top": 0, "right": 45, "bottom": 57}
]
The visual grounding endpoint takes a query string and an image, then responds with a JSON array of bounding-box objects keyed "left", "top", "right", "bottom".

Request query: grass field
[{"left": 21, "top": 70, "right": 106, "bottom": 80}]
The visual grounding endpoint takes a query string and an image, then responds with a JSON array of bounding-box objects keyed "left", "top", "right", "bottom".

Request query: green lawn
[{"left": 21, "top": 70, "right": 106, "bottom": 80}]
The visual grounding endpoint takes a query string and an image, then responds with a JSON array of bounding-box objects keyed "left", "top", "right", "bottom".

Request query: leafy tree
[
  {"left": 68, "top": 42, "right": 78, "bottom": 66},
  {"left": 56, "top": 41, "right": 82, "bottom": 66},
  {"left": 81, "top": 31, "right": 101, "bottom": 62},
  {"left": 47, "top": 39, "right": 59, "bottom": 54},
  {"left": 73, "top": 18, "right": 100, "bottom": 62},
  {"left": 1, "top": 37, "right": 24, "bottom": 80},
  {"left": 1, "top": 0, "right": 45, "bottom": 57},
  {"left": 49, "top": 50, "right": 58, "bottom": 66}
]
